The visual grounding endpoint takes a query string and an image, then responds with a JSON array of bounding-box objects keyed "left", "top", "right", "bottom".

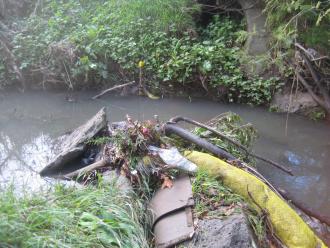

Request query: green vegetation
[
  {"left": 308, "top": 108, "right": 326, "bottom": 121},
  {"left": 265, "top": 0, "right": 329, "bottom": 52},
  {"left": 192, "top": 169, "right": 242, "bottom": 218},
  {"left": 1, "top": 0, "right": 282, "bottom": 105},
  {"left": 0, "top": 183, "right": 149, "bottom": 248},
  {"left": 193, "top": 112, "right": 258, "bottom": 161}
]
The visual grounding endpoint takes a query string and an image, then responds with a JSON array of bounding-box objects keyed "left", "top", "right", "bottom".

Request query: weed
[
  {"left": 193, "top": 112, "right": 258, "bottom": 162},
  {"left": 192, "top": 169, "right": 242, "bottom": 218},
  {"left": 0, "top": 183, "right": 149, "bottom": 248},
  {"left": 308, "top": 108, "right": 326, "bottom": 121}
]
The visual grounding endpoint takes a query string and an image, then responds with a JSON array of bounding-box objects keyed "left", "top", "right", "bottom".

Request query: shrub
[{"left": 5, "top": 0, "right": 280, "bottom": 105}]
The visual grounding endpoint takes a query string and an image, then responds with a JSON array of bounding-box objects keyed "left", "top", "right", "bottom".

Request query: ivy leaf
[{"left": 202, "top": 60, "right": 212, "bottom": 72}]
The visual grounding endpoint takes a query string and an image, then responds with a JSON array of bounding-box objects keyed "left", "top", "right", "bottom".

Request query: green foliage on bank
[
  {"left": 0, "top": 0, "right": 281, "bottom": 105},
  {"left": 0, "top": 184, "right": 148, "bottom": 248},
  {"left": 264, "top": 0, "right": 330, "bottom": 52}
]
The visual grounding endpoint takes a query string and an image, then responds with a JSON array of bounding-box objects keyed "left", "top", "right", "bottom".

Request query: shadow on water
[{"left": 0, "top": 91, "right": 330, "bottom": 216}]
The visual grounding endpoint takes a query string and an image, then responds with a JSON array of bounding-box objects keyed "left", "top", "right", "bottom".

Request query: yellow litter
[{"left": 185, "top": 151, "right": 327, "bottom": 248}]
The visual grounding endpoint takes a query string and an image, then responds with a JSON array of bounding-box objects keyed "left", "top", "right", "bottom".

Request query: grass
[
  {"left": 192, "top": 169, "right": 242, "bottom": 218},
  {"left": 0, "top": 182, "right": 149, "bottom": 248}
]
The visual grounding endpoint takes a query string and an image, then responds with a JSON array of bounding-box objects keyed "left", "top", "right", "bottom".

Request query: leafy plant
[
  {"left": 192, "top": 169, "right": 242, "bottom": 218},
  {"left": 193, "top": 112, "right": 258, "bottom": 161},
  {"left": 2, "top": 0, "right": 283, "bottom": 105},
  {"left": 0, "top": 183, "right": 149, "bottom": 248}
]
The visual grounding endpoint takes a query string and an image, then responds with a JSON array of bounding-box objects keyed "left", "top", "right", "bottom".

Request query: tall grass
[{"left": 0, "top": 183, "right": 149, "bottom": 248}]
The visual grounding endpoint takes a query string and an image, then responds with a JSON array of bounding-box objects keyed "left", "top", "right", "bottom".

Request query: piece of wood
[
  {"left": 60, "top": 159, "right": 108, "bottom": 179},
  {"left": 40, "top": 107, "right": 107, "bottom": 176},
  {"left": 168, "top": 116, "right": 293, "bottom": 175},
  {"left": 92, "top": 81, "right": 135, "bottom": 99}
]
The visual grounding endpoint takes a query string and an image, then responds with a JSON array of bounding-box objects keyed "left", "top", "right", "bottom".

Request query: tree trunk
[{"left": 238, "top": 0, "right": 269, "bottom": 75}]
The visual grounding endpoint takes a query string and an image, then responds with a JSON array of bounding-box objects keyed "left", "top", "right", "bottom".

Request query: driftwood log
[{"left": 40, "top": 107, "right": 107, "bottom": 176}]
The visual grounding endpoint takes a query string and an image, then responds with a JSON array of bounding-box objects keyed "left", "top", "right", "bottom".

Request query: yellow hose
[{"left": 185, "top": 151, "right": 327, "bottom": 248}]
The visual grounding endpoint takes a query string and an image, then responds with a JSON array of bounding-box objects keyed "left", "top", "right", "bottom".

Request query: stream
[{"left": 0, "top": 91, "right": 329, "bottom": 216}]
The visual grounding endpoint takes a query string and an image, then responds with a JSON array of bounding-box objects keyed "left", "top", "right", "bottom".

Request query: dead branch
[
  {"left": 40, "top": 108, "right": 107, "bottom": 176},
  {"left": 163, "top": 122, "right": 283, "bottom": 197},
  {"left": 92, "top": 81, "right": 135, "bottom": 99},
  {"left": 299, "top": 53, "right": 330, "bottom": 110},
  {"left": 295, "top": 67, "right": 327, "bottom": 109},
  {"left": 59, "top": 159, "right": 109, "bottom": 179},
  {"left": 168, "top": 116, "right": 293, "bottom": 175}
]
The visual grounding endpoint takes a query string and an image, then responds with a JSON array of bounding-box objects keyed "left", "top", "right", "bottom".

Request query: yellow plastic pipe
[{"left": 185, "top": 151, "right": 327, "bottom": 248}]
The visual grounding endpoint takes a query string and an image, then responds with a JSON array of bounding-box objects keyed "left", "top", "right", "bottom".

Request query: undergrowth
[
  {"left": 1, "top": 0, "right": 280, "bottom": 105},
  {"left": 192, "top": 169, "right": 242, "bottom": 219},
  {"left": 193, "top": 112, "right": 258, "bottom": 162},
  {"left": 0, "top": 183, "right": 149, "bottom": 248}
]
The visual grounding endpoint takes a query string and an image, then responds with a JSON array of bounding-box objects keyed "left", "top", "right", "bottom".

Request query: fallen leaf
[
  {"left": 161, "top": 175, "right": 173, "bottom": 189},
  {"left": 224, "top": 203, "right": 236, "bottom": 216}
]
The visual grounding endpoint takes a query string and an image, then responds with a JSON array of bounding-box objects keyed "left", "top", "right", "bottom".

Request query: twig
[
  {"left": 168, "top": 116, "right": 293, "bottom": 175},
  {"left": 296, "top": 45, "right": 330, "bottom": 110},
  {"left": 58, "top": 159, "right": 108, "bottom": 179},
  {"left": 295, "top": 66, "right": 327, "bottom": 108},
  {"left": 92, "top": 81, "right": 135, "bottom": 99},
  {"left": 62, "top": 61, "right": 73, "bottom": 90}
]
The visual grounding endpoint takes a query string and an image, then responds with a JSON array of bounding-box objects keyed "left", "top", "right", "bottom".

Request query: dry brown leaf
[
  {"left": 224, "top": 203, "right": 236, "bottom": 216},
  {"left": 161, "top": 175, "right": 173, "bottom": 189}
]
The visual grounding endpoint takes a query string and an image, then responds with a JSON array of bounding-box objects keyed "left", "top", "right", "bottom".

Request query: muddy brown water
[{"left": 0, "top": 91, "right": 329, "bottom": 216}]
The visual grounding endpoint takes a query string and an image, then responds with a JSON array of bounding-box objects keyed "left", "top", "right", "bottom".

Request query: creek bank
[
  {"left": 39, "top": 108, "right": 329, "bottom": 247},
  {"left": 271, "top": 91, "right": 328, "bottom": 120}
]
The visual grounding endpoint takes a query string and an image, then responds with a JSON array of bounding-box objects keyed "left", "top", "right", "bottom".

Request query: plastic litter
[{"left": 148, "top": 146, "right": 197, "bottom": 173}]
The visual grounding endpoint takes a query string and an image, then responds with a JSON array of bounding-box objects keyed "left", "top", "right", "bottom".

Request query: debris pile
[{"left": 40, "top": 108, "right": 329, "bottom": 248}]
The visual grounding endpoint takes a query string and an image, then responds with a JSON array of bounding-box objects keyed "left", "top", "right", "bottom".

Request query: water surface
[{"left": 0, "top": 91, "right": 329, "bottom": 216}]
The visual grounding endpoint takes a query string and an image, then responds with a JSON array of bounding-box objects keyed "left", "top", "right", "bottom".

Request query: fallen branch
[
  {"left": 92, "top": 81, "right": 135, "bottom": 99},
  {"left": 299, "top": 51, "right": 330, "bottom": 111},
  {"left": 168, "top": 116, "right": 293, "bottom": 175},
  {"left": 60, "top": 159, "right": 109, "bottom": 179},
  {"left": 295, "top": 67, "right": 327, "bottom": 109},
  {"left": 163, "top": 122, "right": 283, "bottom": 196},
  {"left": 294, "top": 43, "right": 330, "bottom": 115}
]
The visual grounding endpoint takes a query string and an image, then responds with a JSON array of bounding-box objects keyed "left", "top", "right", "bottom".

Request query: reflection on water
[
  {"left": 0, "top": 91, "right": 329, "bottom": 216},
  {"left": 0, "top": 133, "right": 54, "bottom": 192}
]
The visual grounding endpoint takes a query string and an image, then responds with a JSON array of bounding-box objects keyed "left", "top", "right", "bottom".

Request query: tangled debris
[{"left": 40, "top": 108, "right": 330, "bottom": 247}]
